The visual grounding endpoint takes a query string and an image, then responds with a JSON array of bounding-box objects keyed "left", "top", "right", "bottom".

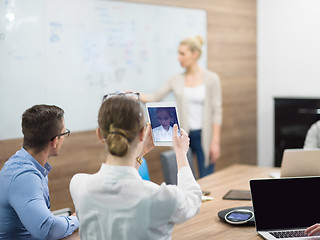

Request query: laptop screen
[
  {"left": 250, "top": 177, "right": 320, "bottom": 231},
  {"left": 281, "top": 149, "right": 320, "bottom": 177}
]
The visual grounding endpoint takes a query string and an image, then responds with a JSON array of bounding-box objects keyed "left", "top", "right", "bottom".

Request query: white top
[
  {"left": 152, "top": 125, "right": 173, "bottom": 141},
  {"left": 70, "top": 164, "right": 202, "bottom": 240},
  {"left": 184, "top": 84, "right": 206, "bottom": 130}
]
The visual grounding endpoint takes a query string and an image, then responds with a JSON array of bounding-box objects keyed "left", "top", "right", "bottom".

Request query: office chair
[
  {"left": 138, "top": 157, "right": 150, "bottom": 181},
  {"left": 160, "top": 149, "right": 195, "bottom": 185}
]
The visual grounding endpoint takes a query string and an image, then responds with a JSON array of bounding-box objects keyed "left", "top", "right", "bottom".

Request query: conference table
[{"left": 64, "top": 164, "right": 279, "bottom": 240}]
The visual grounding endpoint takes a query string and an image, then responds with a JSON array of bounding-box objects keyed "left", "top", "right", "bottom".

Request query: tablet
[
  {"left": 146, "top": 102, "right": 180, "bottom": 146},
  {"left": 222, "top": 190, "right": 251, "bottom": 200}
]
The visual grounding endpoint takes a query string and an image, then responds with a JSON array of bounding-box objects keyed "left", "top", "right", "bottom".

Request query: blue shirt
[{"left": 0, "top": 147, "right": 79, "bottom": 239}]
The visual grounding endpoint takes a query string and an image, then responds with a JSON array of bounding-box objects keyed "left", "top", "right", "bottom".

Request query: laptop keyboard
[{"left": 270, "top": 230, "right": 310, "bottom": 238}]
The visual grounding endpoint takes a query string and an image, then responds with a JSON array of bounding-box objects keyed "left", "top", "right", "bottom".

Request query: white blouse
[
  {"left": 184, "top": 84, "right": 206, "bottom": 130},
  {"left": 152, "top": 125, "right": 173, "bottom": 141},
  {"left": 70, "top": 164, "right": 202, "bottom": 240}
]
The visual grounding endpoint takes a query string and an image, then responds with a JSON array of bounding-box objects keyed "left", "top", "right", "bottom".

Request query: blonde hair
[
  {"left": 98, "top": 96, "right": 145, "bottom": 157},
  {"left": 180, "top": 36, "right": 204, "bottom": 57}
]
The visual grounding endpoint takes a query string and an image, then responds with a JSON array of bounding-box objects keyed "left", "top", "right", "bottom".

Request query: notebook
[
  {"left": 250, "top": 177, "right": 320, "bottom": 239},
  {"left": 269, "top": 149, "right": 320, "bottom": 178}
]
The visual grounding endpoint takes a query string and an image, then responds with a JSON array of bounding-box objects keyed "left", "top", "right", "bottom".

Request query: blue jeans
[{"left": 189, "top": 130, "right": 214, "bottom": 178}]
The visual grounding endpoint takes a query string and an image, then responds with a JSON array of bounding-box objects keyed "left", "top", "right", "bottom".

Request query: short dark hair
[{"left": 22, "top": 104, "right": 64, "bottom": 153}]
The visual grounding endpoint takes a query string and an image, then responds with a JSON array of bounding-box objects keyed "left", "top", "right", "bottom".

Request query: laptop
[
  {"left": 270, "top": 149, "right": 320, "bottom": 178},
  {"left": 250, "top": 177, "right": 320, "bottom": 239}
]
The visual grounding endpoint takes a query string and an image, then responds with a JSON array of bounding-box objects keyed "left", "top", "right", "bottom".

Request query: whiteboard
[{"left": 0, "top": 0, "right": 207, "bottom": 140}]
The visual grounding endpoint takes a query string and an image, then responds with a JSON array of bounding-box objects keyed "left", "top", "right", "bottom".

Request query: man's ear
[
  {"left": 50, "top": 137, "right": 59, "bottom": 148},
  {"left": 96, "top": 128, "right": 104, "bottom": 143}
]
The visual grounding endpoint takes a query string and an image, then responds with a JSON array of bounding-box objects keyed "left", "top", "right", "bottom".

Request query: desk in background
[{"left": 64, "top": 164, "right": 279, "bottom": 240}]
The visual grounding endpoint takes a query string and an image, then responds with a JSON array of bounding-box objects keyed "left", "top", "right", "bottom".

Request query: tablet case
[{"left": 222, "top": 190, "right": 251, "bottom": 200}]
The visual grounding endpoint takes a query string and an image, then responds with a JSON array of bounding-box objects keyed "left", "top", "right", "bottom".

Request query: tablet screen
[{"left": 146, "top": 102, "right": 180, "bottom": 146}]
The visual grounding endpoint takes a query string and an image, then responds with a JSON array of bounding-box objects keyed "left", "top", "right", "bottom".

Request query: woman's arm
[
  {"left": 170, "top": 124, "right": 202, "bottom": 224},
  {"left": 209, "top": 72, "right": 222, "bottom": 163},
  {"left": 210, "top": 73, "right": 222, "bottom": 125},
  {"left": 210, "top": 123, "right": 221, "bottom": 163},
  {"left": 140, "top": 77, "right": 174, "bottom": 103},
  {"left": 172, "top": 124, "right": 190, "bottom": 170}
]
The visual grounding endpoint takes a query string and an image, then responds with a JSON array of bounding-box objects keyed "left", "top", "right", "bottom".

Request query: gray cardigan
[
  {"left": 146, "top": 69, "right": 222, "bottom": 167},
  {"left": 304, "top": 120, "right": 320, "bottom": 148}
]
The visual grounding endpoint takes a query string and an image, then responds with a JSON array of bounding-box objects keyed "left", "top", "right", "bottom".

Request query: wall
[
  {"left": 258, "top": 0, "right": 320, "bottom": 167},
  {"left": 0, "top": 0, "right": 256, "bottom": 211}
]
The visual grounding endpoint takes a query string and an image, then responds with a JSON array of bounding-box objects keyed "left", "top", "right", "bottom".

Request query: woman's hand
[
  {"left": 210, "top": 124, "right": 221, "bottom": 164},
  {"left": 172, "top": 124, "right": 190, "bottom": 170},
  {"left": 210, "top": 141, "right": 220, "bottom": 164},
  {"left": 172, "top": 124, "right": 190, "bottom": 158},
  {"left": 305, "top": 224, "right": 320, "bottom": 236},
  {"left": 139, "top": 93, "right": 149, "bottom": 103},
  {"left": 140, "top": 123, "right": 154, "bottom": 157}
]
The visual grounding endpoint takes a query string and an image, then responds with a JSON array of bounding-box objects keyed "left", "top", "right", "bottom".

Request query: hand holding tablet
[{"left": 146, "top": 102, "right": 180, "bottom": 146}]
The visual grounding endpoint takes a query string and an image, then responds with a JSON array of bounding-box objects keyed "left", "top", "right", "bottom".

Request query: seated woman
[
  {"left": 152, "top": 107, "right": 174, "bottom": 142},
  {"left": 69, "top": 93, "right": 202, "bottom": 240}
]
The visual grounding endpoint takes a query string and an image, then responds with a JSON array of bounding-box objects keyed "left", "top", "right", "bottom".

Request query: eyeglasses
[
  {"left": 51, "top": 129, "right": 70, "bottom": 141},
  {"left": 102, "top": 91, "right": 143, "bottom": 123},
  {"left": 102, "top": 92, "right": 140, "bottom": 102}
]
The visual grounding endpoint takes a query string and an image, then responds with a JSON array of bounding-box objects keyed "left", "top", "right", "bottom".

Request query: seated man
[
  {"left": 304, "top": 120, "right": 320, "bottom": 148},
  {"left": 0, "top": 104, "right": 79, "bottom": 239}
]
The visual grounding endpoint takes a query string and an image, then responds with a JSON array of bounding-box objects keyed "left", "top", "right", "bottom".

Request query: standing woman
[
  {"left": 69, "top": 93, "right": 202, "bottom": 240},
  {"left": 141, "top": 36, "right": 222, "bottom": 178}
]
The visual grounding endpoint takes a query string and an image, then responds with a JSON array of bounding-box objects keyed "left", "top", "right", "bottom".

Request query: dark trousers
[{"left": 189, "top": 130, "right": 214, "bottom": 178}]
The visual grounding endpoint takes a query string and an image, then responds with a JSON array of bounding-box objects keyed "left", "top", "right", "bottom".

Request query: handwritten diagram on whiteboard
[{"left": 0, "top": 0, "right": 207, "bottom": 140}]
